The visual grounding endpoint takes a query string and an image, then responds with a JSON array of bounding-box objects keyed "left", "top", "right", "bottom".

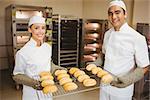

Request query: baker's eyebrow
[{"left": 108, "top": 10, "right": 121, "bottom": 14}]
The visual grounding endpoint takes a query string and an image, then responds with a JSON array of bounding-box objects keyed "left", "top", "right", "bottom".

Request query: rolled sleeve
[
  {"left": 13, "top": 51, "right": 26, "bottom": 75},
  {"left": 134, "top": 36, "right": 150, "bottom": 68}
]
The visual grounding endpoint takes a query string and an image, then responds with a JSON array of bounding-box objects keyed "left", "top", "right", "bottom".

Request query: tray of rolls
[{"left": 35, "top": 64, "right": 113, "bottom": 99}]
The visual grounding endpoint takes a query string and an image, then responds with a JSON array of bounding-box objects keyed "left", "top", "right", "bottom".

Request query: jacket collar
[
  {"left": 112, "top": 22, "right": 128, "bottom": 32},
  {"left": 29, "top": 38, "right": 38, "bottom": 47}
]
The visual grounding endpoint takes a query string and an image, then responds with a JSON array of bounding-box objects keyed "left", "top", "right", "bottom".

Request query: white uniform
[
  {"left": 13, "top": 38, "right": 52, "bottom": 100},
  {"left": 100, "top": 23, "right": 149, "bottom": 100}
]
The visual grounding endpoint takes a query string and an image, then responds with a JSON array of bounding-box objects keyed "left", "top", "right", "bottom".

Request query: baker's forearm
[
  {"left": 12, "top": 74, "right": 42, "bottom": 90},
  {"left": 111, "top": 67, "right": 146, "bottom": 88}
]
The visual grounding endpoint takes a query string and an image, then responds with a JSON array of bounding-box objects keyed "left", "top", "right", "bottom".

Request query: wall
[
  {"left": 0, "top": 0, "right": 83, "bottom": 70},
  {"left": 132, "top": 0, "right": 150, "bottom": 29},
  {"left": 83, "top": 0, "right": 108, "bottom": 19}
]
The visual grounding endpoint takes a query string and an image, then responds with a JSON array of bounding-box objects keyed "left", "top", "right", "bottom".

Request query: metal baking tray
[
  {"left": 52, "top": 75, "right": 100, "bottom": 98},
  {"left": 34, "top": 70, "right": 101, "bottom": 99}
]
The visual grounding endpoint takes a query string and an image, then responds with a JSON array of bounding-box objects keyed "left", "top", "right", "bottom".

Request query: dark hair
[
  {"left": 29, "top": 24, "right": 33, "bottom": 28},
  {"left": 108, "top": 7, "right": 126, "bottom": 15},
  {"left": 122, "top": 8, "right": 126, "bottom": 15}
]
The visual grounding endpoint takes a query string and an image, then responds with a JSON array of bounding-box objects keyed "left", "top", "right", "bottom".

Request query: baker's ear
[
  {"left": 125, "top": 12, "right": 127, "bottom": 18},
  {"left": 28, "top": 27, "right": 32, "bottom": 33}
]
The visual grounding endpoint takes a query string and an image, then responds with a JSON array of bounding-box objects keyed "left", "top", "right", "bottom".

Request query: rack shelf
[
  {"left": 81, "top": 19, "right": 108, "bottom": 65},
  {"left": 52, "top": 14, "right": 82, "bottom": 67}
]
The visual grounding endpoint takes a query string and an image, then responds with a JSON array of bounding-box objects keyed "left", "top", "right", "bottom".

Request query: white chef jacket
[
  {"left": 13, "top": 38, "right": 52, "bottom": 100},
  {"left": 101, "top": 23, "right": 149, "bottom": 97}
]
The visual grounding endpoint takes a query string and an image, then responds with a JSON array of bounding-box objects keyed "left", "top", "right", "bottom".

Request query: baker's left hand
[
  {"left": 110, "top": 76, "right": 132, "bottom": 88},
  {"left": 111, "top": 67, "right": 144, "bottom": 88}
]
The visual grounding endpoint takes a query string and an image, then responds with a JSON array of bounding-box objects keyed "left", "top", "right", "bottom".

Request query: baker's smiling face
[
  {"left": 28, "top": 23, "right": 46, "bottom": 42},
  {"left": 108, "top": 5, "right": 127, "bottom": 31}
]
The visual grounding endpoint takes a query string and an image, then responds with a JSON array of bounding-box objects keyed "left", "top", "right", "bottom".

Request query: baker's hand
[
  {"left": 12, "top": 74, "right": 43, "bottom": 90},
  {"left": 33, "top": 81, "right": 43, "bottom": 90},
  {"left": 111, "top": 67, "right": 144, "bottom": 88}
]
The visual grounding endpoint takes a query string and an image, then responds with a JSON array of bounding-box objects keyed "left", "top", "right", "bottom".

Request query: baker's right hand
[
  {"left": 12, "top": 74, "right": 43, "bottom": 90},
  {"left": 33, "top": 81, "right": 43, "bottom": 90}
]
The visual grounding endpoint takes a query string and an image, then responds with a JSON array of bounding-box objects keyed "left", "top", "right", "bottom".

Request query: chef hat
[
  {"left": 108, "top": 0, "right": 126, "bottom": 11},
  {"left": 28, "top": 16, "right": 45, "bottom": 26}
]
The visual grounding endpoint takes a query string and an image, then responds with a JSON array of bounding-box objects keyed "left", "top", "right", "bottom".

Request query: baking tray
[
  {"left": 52, "top": 74, "right": 100, "bottom": 98},
  {"left": 34, "top": 70, "right": 101, "bottom": 99}
]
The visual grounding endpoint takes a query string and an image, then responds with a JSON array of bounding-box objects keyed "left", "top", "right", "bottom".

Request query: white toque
[
  {"left": 108, "top": 0, "right": 126, "bottom": 11},
  {"left": 28, "top": 16, "right": 45, "bottom": 27}
]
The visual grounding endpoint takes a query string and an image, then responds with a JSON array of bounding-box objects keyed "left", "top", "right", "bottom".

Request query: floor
[
  {"left": 0, "top": 69, "right": 22, "bottom": 100},
  {"left": 0, "top": 69, "right": 149, "bottom": 100}
]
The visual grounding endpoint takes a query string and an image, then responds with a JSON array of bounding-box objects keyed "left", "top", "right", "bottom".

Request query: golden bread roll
[
  {"left": 43, "top": 85, "right": 58, "bottom": 94},
  {"left": 59, "top": 77, "right": 72, "bottom": 85},
  {"left": 57, "top": 73, "right": 70, "bottom": 80},
  {"left": 74, "top": 70, "right": 85, "bottom": 78},
  {"left": 41, "top": 79, "right": 55, "bottom": 87},
  {"left": 39, "top": 71, "right": 51, "bottom": 77},
  {"left": 97, "top": 70, "right": 108, "bottom": 78},
  {"left": 63, "top": 82, "right": 78, "bottom": 91},
  {"left": 40, "top": 75, "right": 54, "bottom": 81},
  {"left": 101, "top": 74, "right": 113, "bottom": 84},
  {"left": 69, "top": 67, "right": 80, "bottom": 75},
  {"left": 77, "top": 74, "right": 90, "bottom": 82},
  {"left": 54, "top": 70, "right": 67, "bottom": 76},
  {"left": 92, "top": 67, "right": 103, "bottom": 75},
  {"left": 86, "top": 64, "right": 97, "bottom": 71},
  {"left": 83, "top": 78, "right": 97, "bottom": 87}
]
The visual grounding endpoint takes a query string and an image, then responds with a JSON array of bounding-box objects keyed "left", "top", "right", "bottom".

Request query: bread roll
[
  {"left": 39, "top": 71, "right": 51, "bottom": 77},
  {"left": 77, "top": 74, "right": 90, "bottom": 82},
  {"left": 40, "top": 75, "right": 54, "bottom": 81},
  {"left": 69, "top": 67, "right": 80, "bottom": 75},
  {"left": 86, "top": 64, "right": 97, "bottom": 71},
  {"left": 59, "top": 77, "right": 72, "bottom": 85},
  {"left": 54, "top": 69, "right": 67, "bottom": 76},
  {"left": 41, "top": 79, "right": 55, "bottom": 87},
  {"left": 74, "top": 70, "right": 85, "bottom": 78},
  {"left": 97, "top": 70, "right": 108, "bottom": 78},
  {"left": 57, "top": 73, "right": 70, "bottom": 80},
  {"left": 83, "top": 78, "right": 97, "bottom": 87},
  {"left": 92, "top": 67, "right": 103, "bottom": 75},
  {"left": 101, "top": 74, "right": 113, "bottom": 84},
  {"left": 43, "top": 85, "right": 58, "bottom": 94},
  {"left": 63, "top": 82, "right": 78, "bottom": 91}
]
